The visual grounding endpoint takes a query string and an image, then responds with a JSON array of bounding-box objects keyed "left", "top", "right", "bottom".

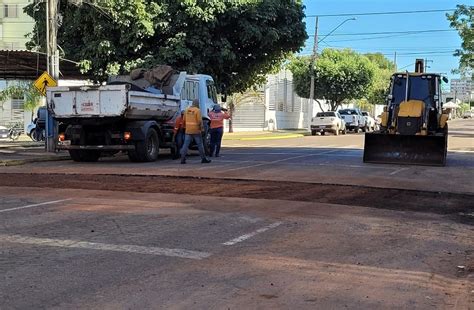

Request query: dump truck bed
[{"left": 47, "top": 84, "right": 181, "bottom": 121}]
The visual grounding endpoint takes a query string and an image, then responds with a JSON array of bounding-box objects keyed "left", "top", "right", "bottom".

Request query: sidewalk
[
  {"left": 223, "top": 130, "right": 308, "bottom": 141},
  {"left": 0, "top": 141, "right": 69, "bottom": 166}
]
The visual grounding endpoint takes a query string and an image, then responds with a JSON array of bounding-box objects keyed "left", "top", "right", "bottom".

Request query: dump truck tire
[{"left": 128, "top": 128, "right": 159, "bottom": 162}]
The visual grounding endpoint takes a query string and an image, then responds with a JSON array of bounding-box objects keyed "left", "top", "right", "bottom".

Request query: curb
[
  {"left": 225, "top": 134, "right": 305, "bottom": 141},
  {"left": 0, "top": 156, "right": 70, "bottom": 167}
]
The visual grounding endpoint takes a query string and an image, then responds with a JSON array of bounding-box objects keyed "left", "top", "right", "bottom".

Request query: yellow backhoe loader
[{"left": 363, "top": 60, "right": 450, "bottom": 166}]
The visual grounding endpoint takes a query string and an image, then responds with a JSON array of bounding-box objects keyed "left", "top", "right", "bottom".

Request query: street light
[
  {"left": 318, "top": 18, "right": 357, "bottom": 45},
  {"left": 308, "top": 17, "right": 356, "bottom": 131}
]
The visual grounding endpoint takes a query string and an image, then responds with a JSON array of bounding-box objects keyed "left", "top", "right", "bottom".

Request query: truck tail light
[
  {"left": 58, "top": 133, "right": 65, "bottom": 141},
  {"left": 124, "top": 132, "right": 132, "bottom": 140}
]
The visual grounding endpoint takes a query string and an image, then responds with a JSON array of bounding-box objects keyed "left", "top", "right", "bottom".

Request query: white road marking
[
  {"left": 389, "top": 167, "right": 410, "bottom": 176},
  {"left": 223, "top": 222, "right": 282, "bottom": 246},
  {"left": 0, "top": 234, "right": 211, "bottom": 260},
  {"left": 0, "top": 199, "right": 72, "bottom": 213}
]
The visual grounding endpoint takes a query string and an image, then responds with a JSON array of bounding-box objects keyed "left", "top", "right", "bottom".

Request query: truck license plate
[{"left": 58, "top": 140, "right": 71, "bottom": 146}]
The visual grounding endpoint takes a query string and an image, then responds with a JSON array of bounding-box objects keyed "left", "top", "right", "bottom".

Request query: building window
[{"left": 4, "top": 5, "right": 18, "bottom": 18}]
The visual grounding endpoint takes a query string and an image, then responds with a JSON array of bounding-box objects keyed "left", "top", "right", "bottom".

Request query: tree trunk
[
  {"left": 330, "top": 101, "right": 340, "bottom": 111},
  {"left": 315, "top": 99, "right": 325, "bottom": 112},
  {"left": 228, "top": 102, "right": 234, "bottom": 133}
]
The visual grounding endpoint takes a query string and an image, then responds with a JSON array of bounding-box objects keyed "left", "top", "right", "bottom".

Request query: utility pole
[
  {"left": 393, "top": 52, "right": 397, "bottom": 71},
  {"left": 308, "top": 16, "right": 319, "bottom": 131},
  {"left": 424, "top": 58, "right": 433, "bottom": 72},
  {"left": 45, "top": 0, "right": 59, "bottom": 152}
]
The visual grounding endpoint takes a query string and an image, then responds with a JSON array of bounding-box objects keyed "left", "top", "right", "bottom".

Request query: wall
[{"left": 0, "top": 0, "right": 35, "bottom": 50}]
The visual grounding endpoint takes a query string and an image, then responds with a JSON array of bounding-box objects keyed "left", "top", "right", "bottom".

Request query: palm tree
[{"left": 0, "top": 82, "right": 43, "bottom": 120}]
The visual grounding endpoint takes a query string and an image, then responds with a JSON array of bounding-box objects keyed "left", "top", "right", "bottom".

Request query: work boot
[
  {"left": 201, "top": 158, "right": 211, "bottom": 164},
  {"left": 181, "top": 158, "right": 186, "bottom": 164}
]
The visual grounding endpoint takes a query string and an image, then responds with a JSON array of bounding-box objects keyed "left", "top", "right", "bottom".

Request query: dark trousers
[
  {"left": 210, "top": 127, "right": 224, "bottom": 156},
  {"left": 175, "top": 130, "right": 185, "bottom": 151}
]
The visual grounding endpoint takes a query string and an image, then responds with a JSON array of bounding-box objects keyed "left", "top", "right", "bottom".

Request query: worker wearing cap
[
  {"left": 208, "top": 104, "right": 231, "bottom": 157},
  {"left": 180, "top": 99, "right": 211, "bottom": 164},
  {"left": 173, "top": 110, "right": 185, "bottom": 158}
]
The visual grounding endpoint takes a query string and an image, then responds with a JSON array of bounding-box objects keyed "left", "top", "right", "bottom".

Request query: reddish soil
[{"left": 1, "top": 173, "right": 472, "bottom": 223}]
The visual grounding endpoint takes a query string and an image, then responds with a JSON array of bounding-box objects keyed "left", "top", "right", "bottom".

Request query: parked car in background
[
  {"left": 362, "top": 111, "right": 377, "bottom": 131},
  {"left": 311, "top": 111, "right": 346, "bottom": 136},
  {"left": 0, "top": 125, "right": 9, "bottom": 140},
  {"left": 462, "top": 110, "right": 473, "bottom": 119},
  {"left": 339, "top": 108, "right": 366, "bottom": 133}
]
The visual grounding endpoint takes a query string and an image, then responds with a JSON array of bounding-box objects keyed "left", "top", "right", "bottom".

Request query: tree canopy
[
  {"left": 25, "top": 0, "right": 307, "bottom": 93},
  {"left": 289, "top": 49, "right": 375, "bottom": 111},
  {"left": 447, "top": 5, "right": 473, "bottom": 78},
  {"left": 364, "top": 53, "right": 395, "bottom": 105}
]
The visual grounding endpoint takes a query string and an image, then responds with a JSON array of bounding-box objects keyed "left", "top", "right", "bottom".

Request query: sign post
[{"left": 34, "top": 71, "right": 57, "bottom": 152}]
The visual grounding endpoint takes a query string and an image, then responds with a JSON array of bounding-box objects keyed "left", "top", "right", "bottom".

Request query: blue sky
[{"left": 301, "top": 0, "right": 467, "bottom": 80}]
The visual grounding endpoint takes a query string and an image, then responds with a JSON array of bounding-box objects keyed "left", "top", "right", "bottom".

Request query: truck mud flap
[{"left": 363, "top": 133, "right": 447, "bottom": 166}]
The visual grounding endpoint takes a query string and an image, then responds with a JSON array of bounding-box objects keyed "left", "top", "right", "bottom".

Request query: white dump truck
[{"left": 46, "top": 66, "right": 220, "bottom": 162}]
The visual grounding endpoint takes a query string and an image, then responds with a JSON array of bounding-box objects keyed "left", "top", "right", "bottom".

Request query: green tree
[
  {"left": 447, "top": 5, "right": 473, "bottom": 78},
  {"left": 25, "top": 0, "right": 307, "bottom": 94},
  {"left": 289, "top": 49, "right": 375, "bottom": 111},
  {"left": 0, "top": 83, "right": 42, "bottom": 120},
  {"left": 364, "top": 53, "right": 395, "bottom": 106}
]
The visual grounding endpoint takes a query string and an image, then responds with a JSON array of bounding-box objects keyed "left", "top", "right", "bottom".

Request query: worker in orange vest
[
  {"left": 173, "top": 110, "right": 185, "bottom": 159},
  {"left": 180, "top": 99, "right": 211, "bottom": 164},
  {"left": 208, "top": 104, "right": 231, "bottom": 157}
]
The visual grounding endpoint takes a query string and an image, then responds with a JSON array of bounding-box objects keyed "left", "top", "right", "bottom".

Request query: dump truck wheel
[
  {"left": 311, "top": 131, "right": 317, "bottom": 136},
  {"left": 69, "top": 150, "right": 101, "bottom": 162},
  {"left": 128, "top": 128, "right": 159, "bottom": 162}
]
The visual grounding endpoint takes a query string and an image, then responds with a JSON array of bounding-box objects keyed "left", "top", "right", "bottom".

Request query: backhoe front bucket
[{"left": 363, "top": 133, "right": 447, "bottom": 166}]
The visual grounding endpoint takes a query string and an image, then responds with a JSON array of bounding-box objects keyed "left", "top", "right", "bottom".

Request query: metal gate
[{"left": 232, "top": 103, "right": 266, "bottom": 130}]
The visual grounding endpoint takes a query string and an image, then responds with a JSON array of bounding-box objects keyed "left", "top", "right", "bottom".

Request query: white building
[
  {"left": 450, "top": 79, "right": 473, "bottom": 102},
  {"left": 231, "top": 69, "right": 329, "bottom": 132}
]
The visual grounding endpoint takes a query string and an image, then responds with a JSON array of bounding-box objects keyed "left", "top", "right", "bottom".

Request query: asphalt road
[
  {"left": 2, "top": 119, "right": 473, "bottom": 193},
  {"left": 0, "top": 119, "right": 473, "bottom": 309},
  {"left": 0, "top": 188, "right": 472, "bottom": 309}
]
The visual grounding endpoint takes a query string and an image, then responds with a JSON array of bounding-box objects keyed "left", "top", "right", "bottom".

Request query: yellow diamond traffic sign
[{"left": 34, "top": 71, "right": 57, "bottom": 96}]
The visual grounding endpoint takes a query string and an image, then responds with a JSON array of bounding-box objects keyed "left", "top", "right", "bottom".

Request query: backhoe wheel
[
  {"left": 69, "top": 150, "right": 101, "bottom": 162},
  {"left": 128, "top": 128, "right": 159, "bottom": 162}
]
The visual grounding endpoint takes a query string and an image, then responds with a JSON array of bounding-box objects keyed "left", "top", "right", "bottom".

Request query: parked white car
[
  {"left": 462, "top": 110, "right": 473, "bottom": 119},
  {"left": 311, "top": 111, "right": 347, "bottom": 136},
  {"left": 339, "top": 108, "right": 367, "bottom": 132},
  {"left": 362, "top": 111, "right": 377, "bottom": 131},
  {"left": 0, "top": 125, "right": 9, "bottom": 140}
]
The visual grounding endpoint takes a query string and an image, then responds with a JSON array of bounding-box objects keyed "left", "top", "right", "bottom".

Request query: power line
[
  {"left": 306, "top": 8, "right": 456, "bottom": 18},
  {"left": 310, "top": 29, "right": 456, "bottom": 37}
]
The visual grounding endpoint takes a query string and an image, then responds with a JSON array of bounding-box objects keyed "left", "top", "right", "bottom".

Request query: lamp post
[{"left": 308, "top": 17, "right": 356, "bottom": 131}]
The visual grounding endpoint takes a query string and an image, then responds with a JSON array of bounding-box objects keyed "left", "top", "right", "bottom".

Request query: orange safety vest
[
  {"left": 173, "top": 115, "right": 185, "bottom": 134},
  {"left": 183, "top": 106, "right": 202, "bottom": 134},
  {"left": 209, "top": 111, "right": 231, "bottom": 129}
]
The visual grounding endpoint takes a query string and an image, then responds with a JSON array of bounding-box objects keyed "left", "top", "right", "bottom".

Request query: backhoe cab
[{"left": 363, "top": 59, "right": 449, "bottom": 166}]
